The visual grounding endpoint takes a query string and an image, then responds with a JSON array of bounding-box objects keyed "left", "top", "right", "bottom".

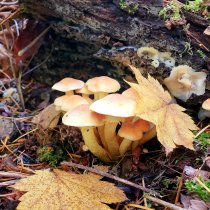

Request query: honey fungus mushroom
[
  {"left": 52, "top": 77, "right": 84, "bottom": 95},
  {"left": 90, "top": 93, "right": 137, "bottom": 159},
  {"left": 62, "top": 104, "right": 110, "bottom": 162},
  {"left": 86, "top": 76, "right": 120, "bottom": 100},
  {"left": 164, "top": 65, "right": 207, "bottom": 102}
]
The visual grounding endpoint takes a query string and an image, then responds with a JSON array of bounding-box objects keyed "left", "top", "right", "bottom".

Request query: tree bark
[{"left": 21, "top": 0, "right": 210, "bottom": 104}]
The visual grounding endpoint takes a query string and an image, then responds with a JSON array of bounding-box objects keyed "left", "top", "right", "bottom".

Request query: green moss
[
  {"left": 38, "top": 146, "right": 64, "bottom": 167},
  {"left": 194, "top": 131, "right": 210, "bottom": 151},
  {"left": 119, "top": 0, "right": 139, "bottom": 15},
  {"left": 159, "top": 0, "right": 208, "bottom": 21},
  {"left": 185, "top": 179, "right": 210, "bottom": 201}
]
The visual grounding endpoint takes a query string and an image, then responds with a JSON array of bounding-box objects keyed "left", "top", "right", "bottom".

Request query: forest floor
[{"left": 0, "top": 1, "right": 210, "bottom": 210}]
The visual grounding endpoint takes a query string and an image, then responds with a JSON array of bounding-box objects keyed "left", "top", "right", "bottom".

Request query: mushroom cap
[
  {"left": 52, "top": 78, "right": 84, "bottom": 92},
  {"left": 90, "top": 93, "right": 136, "bottom": 117},
  {"left": 122, "top": 88, "right": 138, "bottom": 101},
  {"left": 75, "top": 85, "right": 93, "bottom": 95},
  {"left": 54, "top": 95, "right": 72, "bottom": 109},
  {"left": 159, "top": 52, "right": 175, "bottom": 68},
  {"left": 137, "top": 47, "right": 159, "bottom": 60},
  {"left": 164, "top": 65, "right": 207, "bottom": 102},
  {"left": 134, "top": 119, "right": 150, "bottom": 132},
  {"left": 86, "top": 76, "right": 120, "bottom": 93},
  {"left": 202, "top": 98, "right": 210, "bottom": 111},
  {"left": 62, "top": 104, "right": 105, "bottom": 127},
  {"left": 60, "top": 95, "right": 89, "bottom": 112},
  {"left": 118, "top": 121, "right": 143, "bottom": 141}
]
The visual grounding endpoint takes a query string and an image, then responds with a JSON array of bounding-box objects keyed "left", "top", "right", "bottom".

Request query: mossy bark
[{"left": 21, "top": 0, "right": 210, "bottom": 104}]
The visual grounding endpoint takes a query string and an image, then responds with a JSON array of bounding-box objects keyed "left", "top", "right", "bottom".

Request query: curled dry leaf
[
  {"left": 126, "top": 65, "right": 198, "bottom": 154},
  {"left": 12, "top": 169, "right": 127, "bottom": 210},
  {"left": 32, "top": 104, "right": 61, "bottom": 129}
]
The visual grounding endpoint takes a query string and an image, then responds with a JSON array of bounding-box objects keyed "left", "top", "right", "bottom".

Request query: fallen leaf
[
  {"left": 12, "top": 169, "right": 127, "bottom": 210},
  {"left": 127, "top": 65, "right": 198, "bottom": 154},
  {"left": 32, "top": 104, "right": 61, "bottom": 129},
  {"left": 184, "top": 166, "right": 209, "bottom": 180},
  {"left": 181, "top": 194, "right": 209, "bottom": 210}
]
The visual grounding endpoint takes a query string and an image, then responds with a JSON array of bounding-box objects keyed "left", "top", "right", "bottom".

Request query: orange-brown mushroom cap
[
  {"left": 90, "top": 93, "right": 136, "bottom": 117},
  {"left": 118, "top": 122, "right": 143, "bottom": 141},
  {"left": 60, "top": 95, "right": 89, "bottom": 112},
  {"left": 62, "top": 104, "right": 105, "bottom": 127},
  {"left": 52, "top": 77, "right": 84, "bottom": 93},
  {"left": 86, "top": 76, "right": 120, "bottom": 94}
]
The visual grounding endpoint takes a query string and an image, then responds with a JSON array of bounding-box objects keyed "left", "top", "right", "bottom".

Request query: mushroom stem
[
  {"left": 132, "top": 140, "right": 140, "bottom": 151},
  {"left": 66, "top": 90, "right": 74, "bottom": 95},
  {"left": 97, "top": 125, "right": 108, "bottom": 149},
  {"left": 139, "top": 127, "right": 157, "bottom": 145},
  {"left": 98, "top": 92, "right": 108, "bottom": 99},
  {"left": 119, "top": 139, "right": 132, "bottom": 155},
  {"left": 104, "top": 122, "right": 120, "bottom": 159},
  {"left": 80, "top": 127, "right": 111, "bottom": 162}
]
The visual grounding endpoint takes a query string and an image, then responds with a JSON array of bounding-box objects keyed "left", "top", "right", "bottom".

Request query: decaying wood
[{"left": 20, "top": 0, "right": 210, "bottom": 103}]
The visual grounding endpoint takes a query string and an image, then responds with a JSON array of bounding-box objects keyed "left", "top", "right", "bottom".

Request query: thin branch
[
  {"left": 61, "top": 161, "right": 161, "bottom": 197},
  {"left": 144, "top": 194, "right": 186, "bottom": 210},
  {"left": 0, "top": 171, "right": 27, "bottom": 178}
]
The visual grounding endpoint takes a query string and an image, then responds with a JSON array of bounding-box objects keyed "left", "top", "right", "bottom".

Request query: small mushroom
[
  {"left": 158, "top": 52, "right": 175, "bottom": 68},
  {"left": 54, "top": 95, "right": 72, "bottom": 111},
  {"left": 62, "top": 104, "right": 110, "bottom": 162},
  {"left": 86, "top": 76, "right": 120, "bottom": 100},
  {"left": 137, "top": 47, "right": 159, "bottom": 60},
  {"left": 90, "top": 93, "right": 137, "bottom": 159},
  {"left": 52, "top": 77, "right": 84, "bottom": 95},
  {"left": 118, "top": 119, "right": 150, "bottom": 155},
  {"left": 60, "top": 95, "right": 89, "bottom": 112},
  {"left": 151, "top": 59, "right": 160, "bottom": 68},
  {"left": 75, "top": 85, "right": 93, "bottom": 103},
  {"left": 198, "top": 98, "right": 210, "bottom": 120},
  {"left": 164, "top": 65, "right": 207, "bottom": 102}
]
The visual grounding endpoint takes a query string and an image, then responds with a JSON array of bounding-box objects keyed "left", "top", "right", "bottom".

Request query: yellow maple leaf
[
  {"left": 127, "top": 65, "right": 198, "bottom": 154},
  {"left": 12, "top": 169, "right": 127, "bottom": 210}
]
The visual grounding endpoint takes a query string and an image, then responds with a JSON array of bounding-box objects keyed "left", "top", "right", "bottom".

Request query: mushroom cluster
[
  {"left": 137, "top": 47, "right": 175, "bottom": 68},
  {"left": 52, "top": 76, "right": 156, "bottom": 162},
  {"left": 137, "top": 47, "right": 207, "bottom": 102}
]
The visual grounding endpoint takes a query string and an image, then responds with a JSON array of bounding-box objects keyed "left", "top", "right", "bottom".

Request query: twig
[
  {"left": 195, "top": 124, "right": 210, "bottom": 138},
  {"left": 0, "top": 0, "right": 18, "bottom": 5},
  {"left": 144, "top": 195, "right": 186, "bottom": 210},
  {"left": 126, "top": 203, "right": 154, "bottom": 210},
  {"left": 12, "top": 127, "right": 38, "bottom": 143},
  {"left": 0, "top": 192, "right": 17, "bottom": 197},
  {"left": 17, "top": 70, "right": 25, "bottom": 111},
  {"left": 0, "top": 171, "right": 27, "bottom": 179},
  {"left": 142, "top": 177, "right": 148, "bottom": 207},
  {"left": 194, "top": 177, "right": 210, "bottom": 194},
  {"left": 0, "top": 180, "right": 17, "bottom": 186},
  {"left": 175, "top": 172, "right": 184, "bottom": 204},
  {"left": 61, "top": 161, "right": 161, "bottom": 197}
]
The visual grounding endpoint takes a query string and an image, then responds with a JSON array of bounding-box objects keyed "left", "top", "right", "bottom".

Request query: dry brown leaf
[
  {"left": 12, "top": 169, "right": 127, "bottom": 210},
  {"left": 32, "top": 104, "right": 61, "bottom": 129},
  {"left": 127, "top": 65, "right": 198, "bottom": 154}
]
